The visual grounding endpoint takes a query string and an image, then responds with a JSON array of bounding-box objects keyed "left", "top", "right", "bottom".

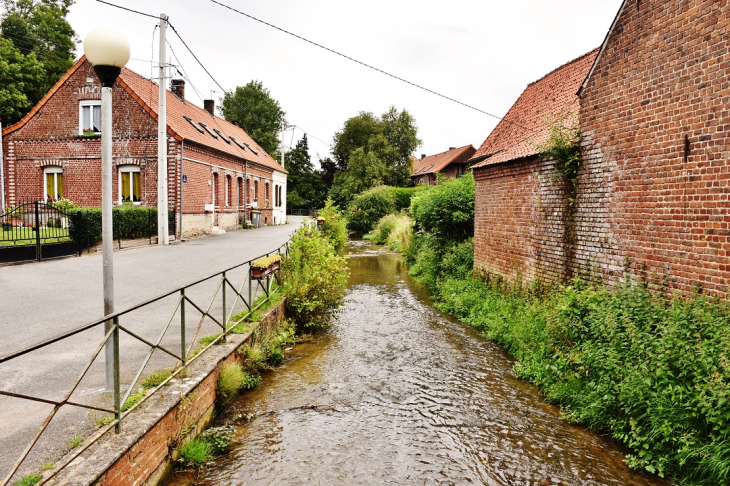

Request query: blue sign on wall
[{"left": 182, "top": 175, "right": 188, "bottom": 183}]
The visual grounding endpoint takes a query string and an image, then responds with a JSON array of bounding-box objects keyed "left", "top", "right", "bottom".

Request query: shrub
[
  {"left": 317, "top": 198, "right": 348, "bottom": 254},
  {"left": 346, "top": 185, "right": 395, "bottom": 236},
  {"left": 199, "top": 425, "right": 235, "bottom": 454},
  {"left": 217, "top": 363, "right": 245, "bottom": 403},
  {"left": 281, "top": 224, "right": 349, "bottom": 330},
  {"left": 68, "top": 206, "right": 175, "bottom": 245},
  {"left": 410, "top": 172, "right": 474, "bottom": 241},
  {"left": 178, "top": 438, "right": 213, "bottom": 467},
  {"left": 365, "top": 213, "right": 413, "bottom": 252},
  {"left": 391, "top": 187, "right": 418, "bottom": 210}
]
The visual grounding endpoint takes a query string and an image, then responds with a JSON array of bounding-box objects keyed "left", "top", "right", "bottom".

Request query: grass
[
  {"left": 364, "top": 213, "right": 413, "bottom": 252},
  {"left": 121, "top": 389, "right": 146, "bottom": 412},
  {"left": 141, "top": 368, "right": 174, "bottom": 388},
  {"left": 177, "top": 438, "right": 213, "bottom": 467},
  {"left": 40, "top": 461, "right": 54, "bottom": 471},
  {"left": 66, "top": 434, "right": 83, "bottom": 450},
  {"left": 0, "top": 228, "right": 70, "bottom": 246},
  {"left": 216, "top": 363, "right": 245, "bottom": 403},
  {"left": 14, "top": 474, "right": 42, "bottom": 486}
]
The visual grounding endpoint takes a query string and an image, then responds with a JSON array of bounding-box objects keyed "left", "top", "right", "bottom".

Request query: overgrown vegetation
[
  {"left": 14, "top": 474, "right": 42, "bottom": 486},
  {"left": 363, "top": 165, "right": 730, "bottom": 485},
  {"left": 317, "top": 199, "right": 349, "bottom": 254},
  {"left": 364, "top": 213, "right": 413, "bottom": 252},
  {"left": 281, "top": 223, "right": 348, "bottom": 330},
  {"left": 217, "top": 363, "right": 248, "bottom": 404},
  {"left": 177, "top": 438, "right": 214, "bottom": 467}
]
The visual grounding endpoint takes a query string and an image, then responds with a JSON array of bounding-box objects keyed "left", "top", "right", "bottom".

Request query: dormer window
[
  {"left": 230, "top": 136, "right": 247, "bottom": 151},
  {"left": 79, "top": 100, "right": 101, "bottom": 135},
  {"left": 199, "top": 122, "right": 218, "bottom": 139},
  {"left": 243, "top": 142, "right": 258, "bottom": 155},
  {"left": 183, "top": 116, "right": 204, "bottom": 133},
  {"left": 214, "top": 129, "right": 231, "bottom": 144}
]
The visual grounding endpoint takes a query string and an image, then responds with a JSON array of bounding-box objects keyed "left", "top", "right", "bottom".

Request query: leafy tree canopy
[
  {"left": 1, "top": 0, "right": 77, "bottom": 124},
  {"left": 284, "top": 134, "right": 327, "bottom": 210},
  {"left": 220, "top": 80, "right": 286, "bottom": 157},
  {"left": 328, "top": 106, "right": 421, "bottom": 206}
]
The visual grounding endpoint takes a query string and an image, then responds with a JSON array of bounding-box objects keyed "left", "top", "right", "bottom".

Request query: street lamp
[{"left": 84, "top": 28, "right": 130, "bottom": 391}]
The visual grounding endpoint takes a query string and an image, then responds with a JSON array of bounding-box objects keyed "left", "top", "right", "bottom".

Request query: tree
[
  {"left": 220, "top": 80, "right": 286, "bottom": 156},
  {"left": 0, "top": 36, "right": 44, "bottom": 123},
  {"left": 328, "top": 106, "right": 421, "bottom": 206},
  {"left": 285, "top": 134, "right": 327, "bottom": 210},
  {"left": 1, "top": 0, "right": 77, "bottom": 124}
]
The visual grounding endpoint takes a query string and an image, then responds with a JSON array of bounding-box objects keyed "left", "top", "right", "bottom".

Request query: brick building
[
  {"left": 576, "top": 0, "right": 730, "bottom": 294},
  {"left": 473, "top": 0, "right": 730, "bottom": 295},
  {"left": 0, "top": 56, "right": 287, "bottom": 237},
  {"left": 411, "top": 145, "right": 475, "bottom": 185},
  {"left": 471, "top": 49, "right": 598, "bottom": 285}
]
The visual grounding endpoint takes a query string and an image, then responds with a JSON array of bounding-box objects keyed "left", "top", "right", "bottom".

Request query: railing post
[
  {"left": 76, "top": 211, "right": 82, "bottom": 256},
  {"left": 180, "top": 288, "right": 186, "bottom": 366},
  {"left": 34, "top": 201, "right": 41, "bottom": 261},
  {"left": 113, "top": 316, "right": 121, "bottom": 433},
  {"left": 148, "top": 208, "right": 152, "bottom": 245},
  {"left": 248, "top": 264, "right": 252, "bottom": 311},
  {"left": 222, "top": 271, "right": 227, "bottom": 335}
]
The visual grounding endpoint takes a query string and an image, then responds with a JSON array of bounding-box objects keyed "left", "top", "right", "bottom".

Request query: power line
[
  {"left": 209, "top": 0, "right": 506, "bottom": 122},
  {"left": 94, "top": 0, "right": 159, "bottom": 19}
]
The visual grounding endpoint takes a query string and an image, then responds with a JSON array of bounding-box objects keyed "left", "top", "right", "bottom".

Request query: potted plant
[
  {"left": 251, "top": 254, "right": 281, "bottom": 279},
  {"left": 316, "top": 216, "right": 325, "bottom": 229}
]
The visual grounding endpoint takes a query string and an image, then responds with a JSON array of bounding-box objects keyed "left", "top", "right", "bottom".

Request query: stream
[{"left": 166, "top": 241, "right": 667, "bottom": 485}]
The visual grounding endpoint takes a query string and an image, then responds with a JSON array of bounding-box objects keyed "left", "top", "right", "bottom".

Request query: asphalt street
[{"left": 0, "top": 216, "right": 305, "bottom": 481}]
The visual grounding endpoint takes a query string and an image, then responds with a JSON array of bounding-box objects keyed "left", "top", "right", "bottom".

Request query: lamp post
[{"left": 84, "top": 28, "right": 130, "bottom": 391}]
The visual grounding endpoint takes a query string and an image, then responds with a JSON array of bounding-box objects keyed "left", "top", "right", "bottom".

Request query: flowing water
[{"left": 167, "top": 241, "right": 667, "bottom": 486}]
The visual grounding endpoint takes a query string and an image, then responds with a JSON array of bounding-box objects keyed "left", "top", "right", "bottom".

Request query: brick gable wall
[
  {"left": 473, "top": 0, "right": 729, "bottom": 295},
  {"left": 578, "top": 0, "right": 730, "bottom": 294}
]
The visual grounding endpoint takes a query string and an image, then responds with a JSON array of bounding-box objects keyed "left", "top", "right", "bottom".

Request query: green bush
[
  {"left": 410, "top": 172, "right": 474, "bottom": 241},
  {"left": 199, "top": 425, "right": 235, "bottom": 454},
  {"left": 364, "top": 213, "right": 413, "bottom": 252},
  {"left": 391, "top": 187, "right": 418, "bottom": 211},
  {"left": 178, "top": 438, "right": 213, "bottom": 467},
  {"left": 281, "top": 223, "right": 349, "bottom": 330},
  {"left": 318, "top": 198, "right": 349, "bottom": 254},
  {"left": 346, "top": 185, "right": 395, "bottom": 236},
  {"left": 217, "top": 363, "right": 245, "bottom": 403},
  {"left": 68, "top": 206, "right": 174, "bottom": 245},
  {"left": 434, "top": 275, "right": 730, "bottom": 485}
]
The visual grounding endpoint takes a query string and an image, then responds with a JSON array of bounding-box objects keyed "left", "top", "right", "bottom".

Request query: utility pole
[
  {"left": 157, "top": 13, "right": 169, "bottom": 245},
  {"left": 280, "top": 125, "right": 286, "bottom": 169},
  {"left": 0, "top": 120, "right": 5, "bottom": 214}
]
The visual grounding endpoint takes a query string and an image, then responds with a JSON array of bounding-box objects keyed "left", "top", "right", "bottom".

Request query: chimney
[
  {"left": 232, "top": 121, "right": 239, "bottom": 127},
  {"left": 449, "top": 147, "right": 456, "bottom": 150},
  {"left": 171, "top": 79, "right": 185, "bottom": 100},
  {"left": 204, "top": 99, "right": 215, "bottom": 116},
  {"left": 421, "top": 154, "right": 426, "bottom": 160}
]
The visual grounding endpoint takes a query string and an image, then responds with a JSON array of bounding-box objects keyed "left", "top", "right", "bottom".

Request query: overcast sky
[{"left": 67, "top": 0, "right": 623, "bottom": 163}]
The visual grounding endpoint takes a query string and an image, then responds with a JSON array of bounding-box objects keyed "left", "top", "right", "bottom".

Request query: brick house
[
  {"left": 576, "top": 0, "right": 730, "bottom": 294},
  {"left": 411, "top": 145, "right": 476, "bottom": 185},
  {"left": 473, "top": 0, "right": 730, "bottom": 295},
  {"left": 471, "top": 49, "right": 598, "bottom": 285},
  {"left": 0, "top": 56, "right": 287, "bottom": 237}
]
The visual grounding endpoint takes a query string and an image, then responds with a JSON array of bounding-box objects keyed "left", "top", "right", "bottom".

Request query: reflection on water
[{"left": 167, "top": 241, "right": 666, "bottom": 486}]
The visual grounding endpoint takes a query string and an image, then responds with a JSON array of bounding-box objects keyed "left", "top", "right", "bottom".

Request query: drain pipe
[
  {"left": 179, "top": 140, "right": 184, "bottom": 240},
  {"left": 0, "top": 120, "right": 5, "bottom": 214}
]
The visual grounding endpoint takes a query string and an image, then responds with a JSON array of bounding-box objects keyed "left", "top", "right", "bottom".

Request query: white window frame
[
  {"left": 79, "top": 100, "right": 102, "bottom": 135},
  {"left": 118, "top": 165, "right": 142, "bottom": 205},
  {"left": 44, "top": 166, "right": 64, "bottom": 201}
]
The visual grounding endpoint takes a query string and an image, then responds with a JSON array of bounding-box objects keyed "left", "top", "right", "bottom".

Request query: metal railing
[{"left": 0, "top": 241, "right": 289, "bottom": 486}]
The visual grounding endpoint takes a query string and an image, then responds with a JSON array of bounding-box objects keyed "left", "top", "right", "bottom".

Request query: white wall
[{"left": 273, "top": 170, "right": 287, "bottom": 225}]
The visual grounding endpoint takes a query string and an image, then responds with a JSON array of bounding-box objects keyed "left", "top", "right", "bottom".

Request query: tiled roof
[
  {"left": 118, "top": 65, "right": 285, "bottom": 173},
  {"left": 2, "top": 56, "right": 285, "bottom": 174},
  {"left": 471, "top": 48, "right": 599, "bottom": 169},
  {"left": 411, "top": 145, "right": 476, "bottom": 176}
]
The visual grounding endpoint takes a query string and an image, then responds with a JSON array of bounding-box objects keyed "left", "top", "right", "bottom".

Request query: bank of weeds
[{"left": 366, "top": 173, "right": 730, "bottom": 485}]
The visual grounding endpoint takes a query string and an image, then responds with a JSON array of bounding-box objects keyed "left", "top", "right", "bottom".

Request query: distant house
[
  {"left": 470, "top": 49, "right": 598, "bottom": 285},
  {"left": 1, "top": 56, "right": 287, "bottom": 237},
  {"left": 411, "top": 145, "right": 475, "bottom": 186}
]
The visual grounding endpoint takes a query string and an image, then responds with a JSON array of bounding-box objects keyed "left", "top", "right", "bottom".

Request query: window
[
  {"left": 226, "top": 175, "right": 232, "bottom": 206},
  {"left": 214, "top": 129, "right": 231, "bottom": 144},
  {"left": 183, "top": 116, "right": 205, "bottom": 133},
  {"left": 230, "top": 136, "right": 247, "bottom": 151},
  {"left": 44, "top": 166, "right": 64, "bottom": 201},
  {"left": 199, "top": 122, "right": 218, "bottom": 139},
  {"left": 213, "top": 173, "right": 219, "bottom": 206},
  {"left": 265, "top": 182, "right": 269, "bottom": 205},
  {"left": 254, "top": 180, "right": 258, "bottom": 201},
  {"left": 79, "top": 100, "right": 101, "bottom": 135},
  {"left": 243, "top": 142, "right": 258, "bottom": 155},
  {"left": 237, "top": 177, "right": 243, "bottom": 207},
  {"left": 119, "top": 165, "right": 141, "bottom": 204}
]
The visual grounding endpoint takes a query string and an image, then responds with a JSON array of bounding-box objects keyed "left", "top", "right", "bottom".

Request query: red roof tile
[
  {"left": 118, "top": 66, "right": 285, "bottom": 173},
  {"left": 411, "top": 145, "right": 476, "bottom": 176},
  {"left": 471, "top": 49, "right": 599, "bottom": 169}
]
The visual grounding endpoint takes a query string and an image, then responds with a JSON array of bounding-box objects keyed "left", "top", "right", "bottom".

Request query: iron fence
[{"left": 0, "top": 241, "right": 288, "bottom": 486}]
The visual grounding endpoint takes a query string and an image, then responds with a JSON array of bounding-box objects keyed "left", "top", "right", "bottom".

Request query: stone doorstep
[{"left": 47, "top": 300, "right": 285, "bottom": 486}]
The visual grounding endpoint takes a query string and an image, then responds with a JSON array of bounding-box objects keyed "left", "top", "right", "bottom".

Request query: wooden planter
[{"left": 251, "top": 261, "right": 280, "bottom": 280}]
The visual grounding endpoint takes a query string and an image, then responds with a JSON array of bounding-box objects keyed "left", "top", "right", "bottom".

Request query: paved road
[{"left": 0, "top": 217, "right": 305, "bottom": 481}]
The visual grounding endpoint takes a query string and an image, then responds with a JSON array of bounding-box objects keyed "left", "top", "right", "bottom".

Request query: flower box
[{"left": 251, "top": 255, "right": 281, "bottom": 279}]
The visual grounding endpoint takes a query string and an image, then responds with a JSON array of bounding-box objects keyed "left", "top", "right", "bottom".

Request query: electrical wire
[{"left": 94, "top": 0, "right": 159, "bottom": 19}]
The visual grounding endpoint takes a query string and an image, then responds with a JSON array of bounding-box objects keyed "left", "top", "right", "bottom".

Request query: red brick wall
[
  {"left": 578, "top": 0, "right": 730, "bottom": 294},
  {"left": 473, "top": 155, "right": 570, "bottom": 285}
]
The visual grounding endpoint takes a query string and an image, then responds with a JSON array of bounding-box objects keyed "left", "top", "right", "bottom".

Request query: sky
[{"left": 66, "top": 0, "right": 624, "bottom": 163}]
